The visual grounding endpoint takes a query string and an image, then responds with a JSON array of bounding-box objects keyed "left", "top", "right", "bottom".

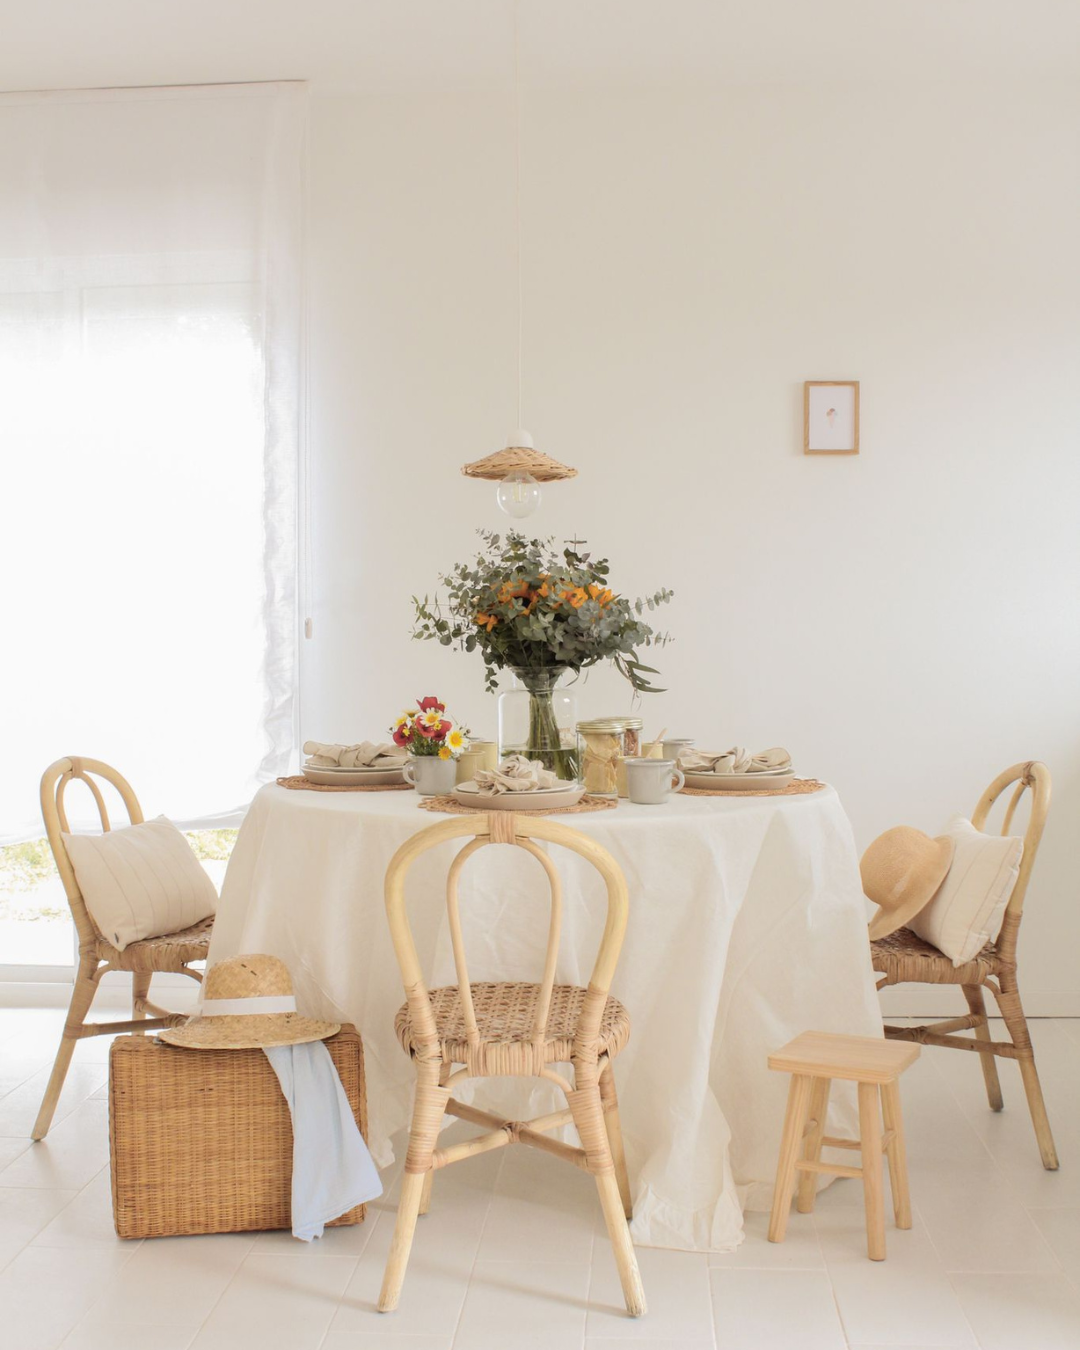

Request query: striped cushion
[{"left": 62, "top": 816, "right": 217, "bottom": 951}]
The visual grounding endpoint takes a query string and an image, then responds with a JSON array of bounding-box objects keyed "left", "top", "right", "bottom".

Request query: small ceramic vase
[{"left": 403, "top": 756, "right": 458, "bottom": 796}]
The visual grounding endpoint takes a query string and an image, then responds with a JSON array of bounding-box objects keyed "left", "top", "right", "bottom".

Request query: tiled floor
[{"left": 0, "top": 1006, "right": 1078, "bottom": 1349}]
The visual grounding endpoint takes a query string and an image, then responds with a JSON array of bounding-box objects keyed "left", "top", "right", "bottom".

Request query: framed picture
[{"left": 804, "top": 380, "right": 859, "bottom": 455}]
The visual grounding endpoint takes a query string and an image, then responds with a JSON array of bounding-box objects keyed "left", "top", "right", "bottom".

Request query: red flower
[
  {"left": 392, "top": 725, "right": 410, "bottom": 747},
  {"left": 417, "top": 696, "right": 445, "bottom": 713},
  {"left": 438, "top": 719, "right": 451, "bottom": 739}
]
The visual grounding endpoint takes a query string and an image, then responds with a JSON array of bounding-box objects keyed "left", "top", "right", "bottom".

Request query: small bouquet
[{"left": 391, "top": 696, "right": 470, "bottom": 760}]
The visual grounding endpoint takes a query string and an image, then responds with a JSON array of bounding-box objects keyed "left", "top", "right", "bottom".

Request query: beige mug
[{"left": 624, "top": 757, "right": 685, "bottom": 805}]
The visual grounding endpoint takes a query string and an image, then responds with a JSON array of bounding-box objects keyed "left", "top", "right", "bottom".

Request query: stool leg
[
  {"left": 796, "top": 1077, "right": 832, "bottom": 1214},
  {"left": 858, "top": 1082, "right": 886, "bottom": 1261},
  {"left": 881, "top": 1079, "right": 912, "bottom": 1230},
  {"left": 768, "top": 1073, "right": 812, "bottom": 1244}
]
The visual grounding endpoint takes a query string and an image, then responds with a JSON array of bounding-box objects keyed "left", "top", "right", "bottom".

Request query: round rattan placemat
[
  {"left": 276, "top": 776, "right": 413, "bottom": 793},
  {"left": 679, "top": 777, "right": 826, "bottom": 798},
  {"left": 418, "top": 793, "right": 619, "bottom": 818}
]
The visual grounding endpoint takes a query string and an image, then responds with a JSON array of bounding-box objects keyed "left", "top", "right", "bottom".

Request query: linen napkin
[
  {"left": 679, "top": 746, "right": 791, "bottom": 774},
  {"left": 263, "top": 1041, "right": 383, "bottom": 1242},
  {"left": 474, "top": 753, "right": 559, "bottom": 794},
  {"left": 302, "top": 740, "right": 407, "bottom": 769}
]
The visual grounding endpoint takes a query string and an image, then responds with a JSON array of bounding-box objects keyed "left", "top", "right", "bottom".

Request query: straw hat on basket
[
  {"left": 159, "top": 954, "right": 340, "bottom": 1050},
  {"left": 863, "top": 826, "right": 954, "bottom": 941}
]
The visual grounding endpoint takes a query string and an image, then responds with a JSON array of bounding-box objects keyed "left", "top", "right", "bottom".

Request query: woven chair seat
[
  {"left": 871, "top": 926, "right": 1010, "bottom": 986},
  {"left": 395, "top": 981, "right": 631, "bottom": 1073},
  {"left": 97, "top": 915, "right": 214, "bottom": 972}
]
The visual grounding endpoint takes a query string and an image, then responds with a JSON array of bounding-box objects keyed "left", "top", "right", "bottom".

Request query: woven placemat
[
  {"left": 276, "top": 776, "right": 413, "bottom": 793},
  {"left": 679, "top": 777, "right": 826, "bottom": 799},
  {"left": 418, "top": 793, "right": 619, "bottom": 818}
]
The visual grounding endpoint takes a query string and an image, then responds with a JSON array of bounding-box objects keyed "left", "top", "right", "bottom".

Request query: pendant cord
[{"left": 514, "top": 0, "right": 523, "bottom": 432}]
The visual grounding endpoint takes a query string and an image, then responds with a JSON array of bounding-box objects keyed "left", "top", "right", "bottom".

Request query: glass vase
[{"left": 497, "top": 666, "right": 581, "bottom": 782}]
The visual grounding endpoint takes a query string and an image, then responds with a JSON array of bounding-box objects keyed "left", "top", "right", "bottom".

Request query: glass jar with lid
[{"left": 576, "top": 717, "right": 644, "bottom": 798}]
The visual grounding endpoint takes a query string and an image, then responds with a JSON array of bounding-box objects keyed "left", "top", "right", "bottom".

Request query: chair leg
[
  {"left": 880, "top": 1080, "right": 912, "bottom": 1229},
  {"left": 599, "top": 1061, "right": 633, "bottom": 1220},
  {"left": 418, "top": 1063, "right": 450, "bottom": 1217},
  {"left": 858, "top": 1082, "right": 886, "bottom": 1261},
  {"left": 132, "top": 972, "right": 152, "bottom": 1033},
  {"left": 32, "top": 955, "right": 101, "bottom": 1141},
  {"left": 796, "top": 1076, "right": 831, "bottom": 1214},
  {"left": 568, "top": 1079, "right": 646, "bottom": 1317},
  {"left": 994, "top": 981, "right": 1058, "bottom": 1170},
  {"left": 962, "top": 983, "right": 1003, "bottom": 1111},
  {"left": 768, "top": 1073, "right": 812, "bottom": 1244},
  {"left": 379, "top": 1069, "right": 451, "bottom": 1313}
]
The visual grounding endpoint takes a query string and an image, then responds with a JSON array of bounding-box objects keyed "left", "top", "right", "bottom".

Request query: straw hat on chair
[
  {"left": 160, "top": 954, "right": 340, "bottom": 1050},
  {"left": 863, "top": 826, "right": 953, "bottom": 940}
]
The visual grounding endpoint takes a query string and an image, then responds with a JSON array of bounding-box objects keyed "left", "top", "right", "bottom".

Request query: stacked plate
[
  {"left": 301, "top": 762, "right": 406, "bottom": 787},
  {"left": 681, "top": 767, "right": 795, "bottom": 792},
  {"left": 452, "top": 781, "right": 586, "bottom": 811}
]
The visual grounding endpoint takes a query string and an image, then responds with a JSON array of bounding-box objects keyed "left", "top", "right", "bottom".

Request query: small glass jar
[{"left": 576, "top": 717, "right": 644, "bottom": 798}]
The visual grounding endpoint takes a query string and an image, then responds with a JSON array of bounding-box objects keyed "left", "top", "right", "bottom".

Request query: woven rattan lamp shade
[{"left": 462, "top": 442, "right": 577, "bottom": 483}]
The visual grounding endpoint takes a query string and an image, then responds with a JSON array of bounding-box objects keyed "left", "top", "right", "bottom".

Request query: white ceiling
[{"left": 1, "top": 0, "right": 1079, "bottom": 95}]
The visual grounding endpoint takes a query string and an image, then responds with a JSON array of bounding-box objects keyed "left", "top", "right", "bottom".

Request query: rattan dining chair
[
  {"left": 32, "top": 756, "right": 212, "bottom": 1140},
  {"left": 871, "top": 761, "right": 1057, "bottom": 1169},
  {"left": 379, "top": 811, "right": 645, "bottom": 1317}
]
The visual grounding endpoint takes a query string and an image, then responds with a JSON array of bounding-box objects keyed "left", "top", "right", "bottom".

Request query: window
[{"left": 0, "top": 83, "right": 305, "bottom": 971}]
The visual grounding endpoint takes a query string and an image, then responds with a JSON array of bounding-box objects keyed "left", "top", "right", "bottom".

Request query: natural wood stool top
[{"left": 768, "top": 1030, "right": 919, "bottom": 1084}]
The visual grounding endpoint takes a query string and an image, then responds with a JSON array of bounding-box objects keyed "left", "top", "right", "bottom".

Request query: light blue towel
[{"left": 263, "top": 1040, "right": 383, "bottom": 1241}]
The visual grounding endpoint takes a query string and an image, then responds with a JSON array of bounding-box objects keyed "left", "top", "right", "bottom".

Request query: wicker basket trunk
[{"left": 109, "top": 1025, "right": 369, "bottom": 1239}]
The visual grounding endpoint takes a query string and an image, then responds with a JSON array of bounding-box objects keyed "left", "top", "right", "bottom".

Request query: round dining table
[{"left": 209, "top": 781, "right": 882, "bottom": 1253}]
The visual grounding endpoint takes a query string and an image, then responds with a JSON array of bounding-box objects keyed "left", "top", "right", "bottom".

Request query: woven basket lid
[{"left": 462, "top": 431, "right": 577, "bottom": 483}]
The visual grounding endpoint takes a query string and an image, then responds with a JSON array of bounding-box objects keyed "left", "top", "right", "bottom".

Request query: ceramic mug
[
  {"left": 624, "top": 757, "right": 685, "bottom": 805},
  {"left": 403, "top": 756, "right": 458, "bottom": 797},
  {"left": 662, "top": 738, "right": 694, "bottom": 764}
]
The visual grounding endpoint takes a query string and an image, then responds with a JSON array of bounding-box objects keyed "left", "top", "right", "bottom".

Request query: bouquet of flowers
[
  {"left": 412, "top": 532, "right": 672, "bottom": 779},
  {"left": 412, "top": 531, "right": 672, "bottom": 694},
  {"left": 390, "top": 696, "right": 470, "bottom": 759}
]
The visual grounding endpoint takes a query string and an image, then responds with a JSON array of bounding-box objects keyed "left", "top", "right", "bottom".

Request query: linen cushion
[
  {"left": 907, "top": 816, "right": 1023, "bottom": 966},
  {"left": 62, "top": 815, "right": 217, "bottom": 951}
]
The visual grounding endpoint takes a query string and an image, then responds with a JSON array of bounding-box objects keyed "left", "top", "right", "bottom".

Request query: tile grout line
[{"left": 449, "top": 1147, "right": 505, "bottom": 1350}]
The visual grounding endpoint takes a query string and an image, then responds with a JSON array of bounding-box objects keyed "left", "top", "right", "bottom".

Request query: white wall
[{"left": 304, "top": 82, "right": 1080, "bottom": 1013}]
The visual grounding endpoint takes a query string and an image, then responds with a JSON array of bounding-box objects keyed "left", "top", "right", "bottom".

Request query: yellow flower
[
  {"left": 447, "top": 728, "right": 466, "bottom": 752},
  {"left": 420, "top": 708, "right": 444, "bottom": 730},
  {"left": 438, "top": 746, "right": 452, "bottom": 760}
]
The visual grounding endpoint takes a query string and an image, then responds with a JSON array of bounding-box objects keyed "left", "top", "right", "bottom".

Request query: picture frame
[{"left": 804, "top": 380, "right": 859, "bottom": 455}]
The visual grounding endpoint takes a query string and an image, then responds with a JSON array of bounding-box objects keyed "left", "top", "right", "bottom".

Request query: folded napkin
[
  {"left": 263, "top": 1041, "right": 383, "bottom": 1242},
  {"left": 302, "top": 740, "right": 406, "bottom": 769},
  {"left": 474, "top": 753, "right": 559, "bottom": 795},
  {"left": 679, "top": 746, "right": 791, "bottom": 775}
]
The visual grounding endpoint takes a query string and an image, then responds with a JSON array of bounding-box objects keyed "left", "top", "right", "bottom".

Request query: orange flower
[
  {"left": 561, "top": 586, "right": 588, "bottom": 609},
  {"left": 588, "top": 584, "right": 615, "bottom": 607},
  {"left": 475, "top": 612, "right": 498, "bottom": 632},
  {"left": 497, "top": 580, "right": 530, "bottom": 604}
]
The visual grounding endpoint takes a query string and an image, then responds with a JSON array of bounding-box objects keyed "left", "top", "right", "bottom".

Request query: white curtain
[{"left": 0, "top": 83, "right": 306, "bottom": 842}]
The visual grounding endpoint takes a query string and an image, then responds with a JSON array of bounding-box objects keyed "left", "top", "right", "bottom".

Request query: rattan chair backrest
[
  {"left": 970, "top": 760, "right": 1050, "bottom": 960},
  {"left": 40, "top": 756, "right": 144, "bottom": 949},
  {"left": 384, "top": 812, "right": 629, "bottom": 1052}
]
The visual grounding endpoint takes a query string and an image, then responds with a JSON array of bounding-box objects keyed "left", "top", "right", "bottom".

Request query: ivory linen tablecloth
[{"left": 210, "top": 782, "right": 881, "bottom": 1252}]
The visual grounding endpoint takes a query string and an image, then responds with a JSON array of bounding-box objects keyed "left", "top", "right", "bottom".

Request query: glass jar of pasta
[{"left": 576, "top": 717, "right": 644, "bottom": 798}]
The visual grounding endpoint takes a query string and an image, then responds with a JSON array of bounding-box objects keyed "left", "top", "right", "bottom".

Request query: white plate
[
  {"left": 453, "top": 781, "right": 586, "bottom": 811},
  {"left": 302, "top": 764, "right": 405, "bottom": 786},
  {"left": 683, "top": 770, "right": 795, "bottom": 792}
]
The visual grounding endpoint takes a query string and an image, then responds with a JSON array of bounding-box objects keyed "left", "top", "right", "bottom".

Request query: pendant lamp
[{"left": 461, "top": 2, "right": 577, "bottom": 514}]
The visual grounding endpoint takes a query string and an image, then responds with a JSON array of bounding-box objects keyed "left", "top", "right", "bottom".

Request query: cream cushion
[
  {"left": 907, "top": 816, "right": 1023, "bottom": 966},
  {"left": 62, "top": 815, "right": 217, "bottom": 951}
]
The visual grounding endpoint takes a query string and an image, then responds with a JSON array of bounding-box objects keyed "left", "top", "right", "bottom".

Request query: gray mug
[
  {"left": 662, "top": 738, "right": 694, "bottom": 764},
  {"left": 624, "top": 757, "right": 685, "bottom": 805}
]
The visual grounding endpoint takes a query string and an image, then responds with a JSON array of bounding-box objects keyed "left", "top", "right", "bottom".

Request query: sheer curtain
[{"left": 0, "top": 83, "right": 306, "bottom": 842}]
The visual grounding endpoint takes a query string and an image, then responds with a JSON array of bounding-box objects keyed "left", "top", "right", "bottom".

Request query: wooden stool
[{"left": 767, "top": 1031, "right": 919, "bottom": 1261}]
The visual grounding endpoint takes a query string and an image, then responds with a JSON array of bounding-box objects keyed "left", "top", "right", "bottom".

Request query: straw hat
[
  {"left": 863, "top": 826, "right": 954, "bottom": 940},
  {"left": 159, "top": 954, "right": 340, "bottom": 1050}
]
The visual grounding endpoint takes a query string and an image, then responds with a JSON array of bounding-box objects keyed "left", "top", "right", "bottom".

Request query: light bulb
[{"left": 496, "top": 470, "right": 542, "bottom": 518}]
